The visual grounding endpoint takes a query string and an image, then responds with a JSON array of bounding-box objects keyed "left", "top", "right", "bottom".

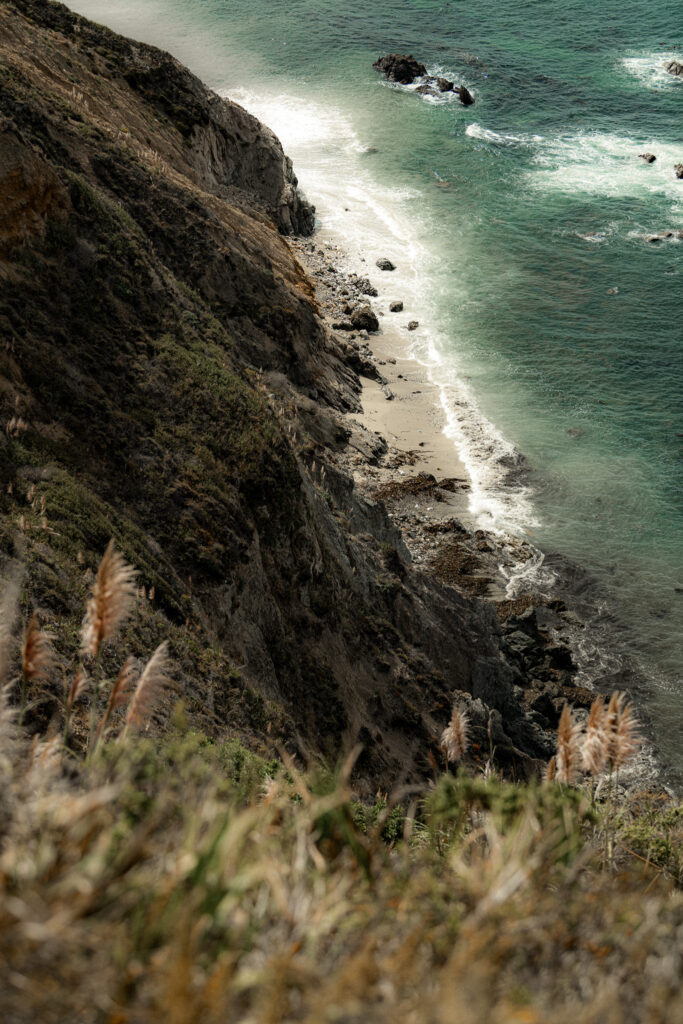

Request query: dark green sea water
[{"left": 68, "top": 1, "right": 683, "bottom": 766}]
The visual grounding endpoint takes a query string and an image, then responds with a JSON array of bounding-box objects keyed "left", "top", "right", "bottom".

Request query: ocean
[{"left": 66, "top": 1, "right": 682, "bottom": 770}]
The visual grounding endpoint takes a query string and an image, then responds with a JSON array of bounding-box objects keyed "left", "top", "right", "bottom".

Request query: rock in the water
[
  {"left": 407, "top": 320, "right": 419, "bottom": 331},
  {"left": 373, "top": 53, "right": 427, "bottom": 84},
  {"left": 639, "top": 153, "right": 656, "bottom": 163},
  {"left": 665, "top": 59, "right": 683, "bottom": 77},
  {"left": 356, "top": 276, "right": 378, "bottom": 296},
  {"left": 415, "top": 83, "right": 437, "bottom": 96},
  {"left": 351, "top": 305, "right": 380, "bottom": 332},
  {"left": 675, "top": 164, "right": 683, "bottom": 179},
  {"left": 457, "top": 85, "right": 475, "bottom": 106},
  {"left": 376, "top": 257, "right": 396, "bottom": 271},
  {"left": 389, "top": 301, "right": 404, "bottom": 312},
  {"left": 435, "top": 76, "right": 455, "bottom": 92}
]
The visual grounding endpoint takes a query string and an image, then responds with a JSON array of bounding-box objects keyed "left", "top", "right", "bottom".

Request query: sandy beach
[{"left": 289, "top": 235, "right": 474, "bottom": 528}]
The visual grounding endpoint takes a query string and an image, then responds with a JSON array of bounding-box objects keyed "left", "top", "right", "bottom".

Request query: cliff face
[{"left": 0, "top": 0, "right": 552, "bottom": 791}]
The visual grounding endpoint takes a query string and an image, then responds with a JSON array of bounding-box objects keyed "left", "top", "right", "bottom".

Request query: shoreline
[{"left": 289, "top": 230, "right": 674, "bottom": 793}]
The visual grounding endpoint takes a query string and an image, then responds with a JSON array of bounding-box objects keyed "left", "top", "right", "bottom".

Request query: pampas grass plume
[
  {"left": 582, "top": 696, "right": 608, "bottom": 775},
  {"left": 22, "top": 614, "right": 55, "bottom": 687},
  {"left": 81, "top": 541, "right": 137, "bottom": 658},
  {"left": 555, "top": 704, "right": 583, "bottom": 785},
  {"left": 124, "top": 642, "right": 171, "bottom": 735},
  {"left": 605, "top": 691, "right": 641, "bottom": 770},
  {"left": 441, "top": 704, "right": 469, "bottom": 765}
]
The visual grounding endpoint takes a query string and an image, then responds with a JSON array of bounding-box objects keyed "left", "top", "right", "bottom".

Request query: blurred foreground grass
[{"left": 0, "top": 708, "right": 681, "bottom": 1024}]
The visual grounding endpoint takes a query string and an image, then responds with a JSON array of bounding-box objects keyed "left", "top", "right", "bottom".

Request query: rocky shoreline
[{"left": 289, "top": 232, "right": 669, "bottom": 791}]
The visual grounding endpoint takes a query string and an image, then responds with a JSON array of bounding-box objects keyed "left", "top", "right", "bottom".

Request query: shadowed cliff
[{"left": 0, "top": 0, "right": 557, "bottom": 792}]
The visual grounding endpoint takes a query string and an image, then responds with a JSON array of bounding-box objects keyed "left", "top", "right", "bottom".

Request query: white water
[{"left": 228, "top": 87, "right": 541, "bottom": 543}]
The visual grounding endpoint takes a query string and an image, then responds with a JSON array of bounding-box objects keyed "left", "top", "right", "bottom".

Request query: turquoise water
[{"left": 68, "top": 1, "right": 682, "bottom": 763}]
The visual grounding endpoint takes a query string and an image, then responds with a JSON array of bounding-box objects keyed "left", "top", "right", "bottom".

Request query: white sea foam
[
  {"left": 622, "top": 53, "right": 683, "bottom": 90},
  {"left": 530, "top": 131, "right": 683, "bottom": 209},
  {"left": 465, "top": 123, "right": 543, "bottom": 145},
  {"left": 224, "top": 86, "right": 540, "bottom": 543}
]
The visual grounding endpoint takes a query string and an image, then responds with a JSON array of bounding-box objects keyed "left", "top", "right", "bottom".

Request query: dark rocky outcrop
[
  {"left": 639, "top": 153, "right": 657, "bottom": 163},
  {"left": 373, "top": 53, "right": 474, "bottom": 105},
  {"left": 665, "top": 59, "right": 683, "bottom": 77},
  {"left": 376, "top": 257, "right": 396, "bottom": 271},
  {"left": 373, "top": 53, "right": 426, "bottom": 84},
  {"left": 390, "top": 301, "right": 404, "bottom": 312},
  {"left": 675, "top": 164, "right": 683, "bottom": 179}
]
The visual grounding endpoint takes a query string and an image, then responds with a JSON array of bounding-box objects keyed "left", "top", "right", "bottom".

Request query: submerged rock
[
  {"left": 373, "top": 53, "right": 426, "bottom": 84},
  {"left": 376, "top": 257, "right": 395, "bottom": 271},
  {"left": 407, "top": 320, "right": 419, "bottom": 331},
  {"left": 639, "top": 153, "right": 656, "bottom": 163},
  {"left": 389, "top": 301, "right": 404, "bottom": 312}
]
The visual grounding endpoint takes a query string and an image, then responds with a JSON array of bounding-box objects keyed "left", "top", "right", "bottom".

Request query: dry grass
[{"left": 0, "top": 708, "right": 680, "bottom": 1023}]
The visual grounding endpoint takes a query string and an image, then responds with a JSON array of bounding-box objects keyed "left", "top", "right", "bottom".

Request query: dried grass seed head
[
  {"left": 441, "top": 704, "right": 470, "bottom": 764},
  {"left": 555, "top": 704, "right": 583, "bottom": 785},
  {"left": 125, "top": 642, "right": 172, "bottom": 732},
  {"left": 81, "top": 541, "right": 137, "bottom": 658},
  {"left": 22, "top": 614, "right": 56, "bottom": 686}
]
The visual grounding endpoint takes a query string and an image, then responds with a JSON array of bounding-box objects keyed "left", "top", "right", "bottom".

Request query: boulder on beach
[
  {"left": 356, "top": 276, "right": 378, "bottom": 296},
  {"left": 351, "top": 305, "right": 380, "bottom": 332},
  {"left": 675, "top": 164, "right": 683, "bottom": 179},
  {"left": 373, "top": 53, "right": 426, "bottom": 84},
  {"left": 639, "top": 153, "right": 656, "bottom": 163},
  {"left": 376, "top": 257, "right": 395, "bottom": 271},
  {"left": 390, "top": 300, "right": 403, "bottom": 312},
  {"left": 665, "top": 59, "right": 683, "bottom": 77}
]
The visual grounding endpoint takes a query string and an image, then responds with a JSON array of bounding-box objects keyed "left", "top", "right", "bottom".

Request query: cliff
[{"left": 0, "top": 0, "right": 565, "bottom": 791}]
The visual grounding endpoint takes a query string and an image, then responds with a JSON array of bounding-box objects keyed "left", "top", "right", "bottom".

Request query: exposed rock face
[
  {"left": 665, "top": 59, "right": 683, "bottom": 77},
  {"left": 0, "top": 0, "right": 565, "bottom": 791},
  {"left": 373, "top": 53, "right": 426, "bottom": 84},
  {"left": 639, "top": 153, "right": 657, "bottom": 163}
]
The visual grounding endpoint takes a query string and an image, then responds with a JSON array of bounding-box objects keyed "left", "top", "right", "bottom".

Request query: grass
[{"left": 0, "top": 699, "right": 681, "bottom": 1023}]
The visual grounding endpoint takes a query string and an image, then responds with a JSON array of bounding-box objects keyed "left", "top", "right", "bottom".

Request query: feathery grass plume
[
  {"left": 544, "top": 755, "right": 557, "bottom": 782},
  {"left": 123, "top": 642, "right": 171, "bottom": 737},
  {"left": 582, "top": 696, "right": 608, "bottom": 775},
  {"left": 20, "top": 614, "right": 56, "bottom": 717},
  {"left": 555, "top": 704, "right": 583, "bottom": 785},
  {"left": 605, "top": 691, "right": 641, "bottom": 771},
  {"left": 94, "top": 657, "right": 137, "bottom": 747},
  {"left": 80, "top": 541, "right": 137, "bottom": 658},
  {"left": 66, "top": 666, "right": 89, "bottom": 713},
  {"left": 441, "top": 704, "right": 470, "bottom": 765}
]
